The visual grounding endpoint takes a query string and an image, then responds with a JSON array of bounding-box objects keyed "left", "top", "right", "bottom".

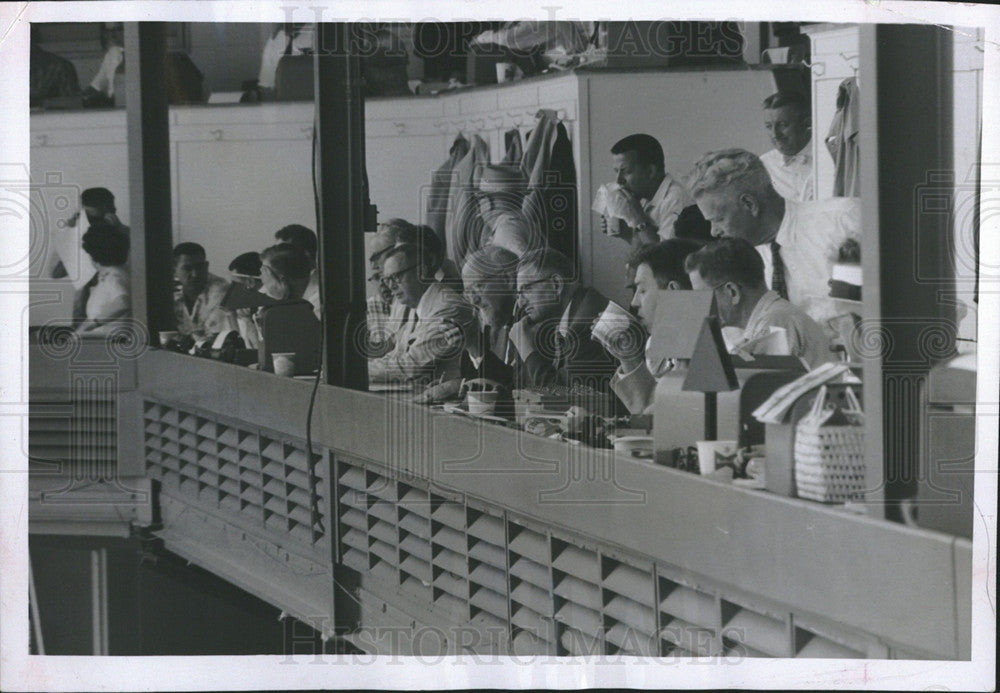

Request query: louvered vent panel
[
  {"left": 32, "top": 391, "right": 118, "bottom": 478},
  {"left": 721, "top": 597, "right": 792, "bottom": 657},
  {"left": 550, "top": 538, "right": 601, "bottom": 656},
  {"left": 602, "top": 556, "right": 657, "bottom": 656},
  {"left": 659, "top": 576, "right": 719, "bottom": 656},
  {"left": 507, "top": 522, "right": 554, "bottom": 653},
  {"left": 144, "top": 400, "right": 327, "bottom": 550},
  {"left": 397, "top": 483, "right": 432, "bottom": 602},
  {"left": 430, "top": 497, "right": 469, "bottom": 620},
  {"left": 466, "top": 508, "right": 508, "bottom": 630},
  {"left": 363, "top": 470, "right": 400, "bottom": 589},
  {"left": 793, "top": 617, "right": 869, "bottom": 658}
]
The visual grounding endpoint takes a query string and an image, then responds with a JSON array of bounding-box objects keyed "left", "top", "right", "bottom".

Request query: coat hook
[
  {"left": 209, "top": 129, "right": 223, "bottom": 141},
  {"left": 802, "top": 60, "right": 826, "bottom": 77}
]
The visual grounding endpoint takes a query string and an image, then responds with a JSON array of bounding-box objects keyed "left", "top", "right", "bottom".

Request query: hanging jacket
[
  {"left": 522, "top": 109, "right": 578, "bottom": 264},
  {"left": 424, "top": 135, "right": 470, "bottom": 252},
  {"left": 445, "top": 134, "right": 490, "bottom": 269},
  {"left": 826, "top": 77, "right": 861, "bottom": 197},
  {"left": 502, "top": 129, "right": 523, "bottom": 165}
]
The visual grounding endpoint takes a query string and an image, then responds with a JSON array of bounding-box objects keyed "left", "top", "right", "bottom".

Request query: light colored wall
[{"left": 583, "top": 70, "right": 777, "bottom": 307}]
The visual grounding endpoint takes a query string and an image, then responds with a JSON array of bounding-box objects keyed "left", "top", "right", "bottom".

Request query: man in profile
[
  {"left": 760, "top": 90, "right": 815, "bottom": 202},
  {"left": 508, "top": 248, "right": 619, "bottom": 391},
  {"left": 607, "top": 239, "right": 702, "bottom": 414},
  {"left": 367, "top": 234, "right": 477, "bottom": 386},
  {"left": 685, "top": 238, "right": 832, "bottom": 369},
  {"left": 606, "top": 133, "right": 695, "bottom": 248},
  {"left": 172, "top": 242, "right": 237, "bottom": 339},
  {"left": 686, "top": 148, "right": 859, "bottom": 325}
]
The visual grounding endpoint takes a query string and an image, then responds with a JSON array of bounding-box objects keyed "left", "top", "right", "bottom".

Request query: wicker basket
[{"left": 794, "top": 386, "right": 865, "bottom": 503}]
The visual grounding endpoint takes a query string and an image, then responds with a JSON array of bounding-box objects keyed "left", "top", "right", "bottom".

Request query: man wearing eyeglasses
[
  {"left": 508, "top": 248, "right": 620, "bottom": 392},
  {"left": 367, "top": 240, "right": 476, "bottom": 385},
  {"left": 685, "top": 238, "right": 833, "bottom": 369},
  {"left": 172, "top": 242, "right": 238, "bottom": 339}
]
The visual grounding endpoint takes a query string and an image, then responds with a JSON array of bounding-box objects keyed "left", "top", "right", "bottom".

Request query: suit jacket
[{"left": 519, "top": 287, "right": 620, "bottom": 393}]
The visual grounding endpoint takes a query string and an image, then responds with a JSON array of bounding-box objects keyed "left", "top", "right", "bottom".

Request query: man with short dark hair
[
  {"left": 509, "top": 248, "right": 619, "bottom": 391},
  {"left": 75, "top": 221, "right": 130, "bottom": 334},
  {"left": 609, "top": 239, "right": 702, "bottom": 414},
  {"left": 608, "top": 133, "right": 695, "bottom": 247},
  {"left": 172, "top": 242, "right": 237, "bottom": 338},
  {"left": 274, "top": 224, "right": 320, "bottom": 320},
  {"left": 367, "top": 236, "right": 477, "bottom": 385},
  {"left": 760, "top": 91, "right": 814, "bottom": 202},
  {"left": 685, "top": 238, "right": 832, "bottom": 369}
]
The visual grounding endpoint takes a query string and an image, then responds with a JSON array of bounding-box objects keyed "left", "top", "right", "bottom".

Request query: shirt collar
[
  {"left": 780, "top": 140, "right": 812, "bottom": 167},
  {"left": 642, "top": 173, "right": 673, "bottom": 208},
  {"left": 744, "top": 290, "right": 781, "bottom": 334}
]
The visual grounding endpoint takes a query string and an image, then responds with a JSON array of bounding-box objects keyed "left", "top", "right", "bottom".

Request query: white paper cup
[
  {"left": 272, "top": 352, "right": 296, "bottom": 377},
  {"left": 159, "top": 331, "right": 178, "bottom": 347},
  {"left": 466, "top": 390, "right": 500, "bottom": 415},
  {"left": 592, "top": 301, "right": 633, "bottom": 346},
  {"left": 495, "top": 62, "right": 513, "bottom": 83},
  {"left": 696, "top": 440, "right": 737, "bottom": 475}
]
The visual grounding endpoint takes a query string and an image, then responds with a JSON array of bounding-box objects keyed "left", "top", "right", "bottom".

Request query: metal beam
[
  {"left": 865, "top": 25, "right": 955, "bottom": 519},
  {"left": 314, "top": 24, "right": 369, "bottom": 389},
  {"left": 124, "top": 23, "right": 174, "bottom": 338}
]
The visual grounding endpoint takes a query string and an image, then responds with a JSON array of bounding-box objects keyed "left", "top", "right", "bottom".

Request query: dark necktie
[{"left": 770, "top": 241, "right": 789, "bottom": 301}]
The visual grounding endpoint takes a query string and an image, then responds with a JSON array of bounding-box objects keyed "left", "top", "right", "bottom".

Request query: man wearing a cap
[
  {"left": 474, "top": 164, "right": 544, "bottom": 258},
  {"left": 367, "top": 230, "right": 477, "bottom": 384}
]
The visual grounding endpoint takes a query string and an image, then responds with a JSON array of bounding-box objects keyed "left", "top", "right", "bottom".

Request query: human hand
[{"left": 413, "top": 377, "right": 462, "bottom": 404}]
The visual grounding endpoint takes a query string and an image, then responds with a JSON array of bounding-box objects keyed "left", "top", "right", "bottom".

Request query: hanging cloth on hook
[
  {"left": 825, "top": 77, "right": 861, "bottom": 197},
  {"left": 446, "top": 134, "right": 491, "bottom": 269},
  {"left": 522, "top": 109, "right": 578, "bottom": 263},
  {"left": 425, "top": 135, "right": 470, "bottom": 251}
]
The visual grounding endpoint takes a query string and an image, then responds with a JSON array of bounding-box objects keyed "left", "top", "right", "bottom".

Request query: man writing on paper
[
  {"left": 686, "top": 148, "right": 859, "bottom": 326},
  {"left": 685, "top": 238, "right": 833, "bottom": 369},
  {"left": 367, "top": 237, "right": 477, "bottom": 386}
]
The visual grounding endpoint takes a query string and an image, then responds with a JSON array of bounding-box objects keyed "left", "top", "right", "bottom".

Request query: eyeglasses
[
  {"left": 382, "top": 262, "right": 420, "bottom": 288},
  {"left": 516, "top": 276, "right": 552, "bottom": 297}
]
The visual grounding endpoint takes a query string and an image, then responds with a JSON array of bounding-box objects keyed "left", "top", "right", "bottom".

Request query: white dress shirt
[
  {"left": 643, "top": 172, "right": 695, "bottom": 240},
  {"left": 760, "top": 144, "right": 815, "bottom": 202},
  {"left": 756, "top": 197, "right": 861, "bottom": 326},
  {"left": 738, "top": 290, "right": 833, "bottom": 369},
  {"left": 79, "top": 264, "right": 130, "bottom": 333},
  {"left": 174, "top": 273, "right": 238, "bottom": 338}
]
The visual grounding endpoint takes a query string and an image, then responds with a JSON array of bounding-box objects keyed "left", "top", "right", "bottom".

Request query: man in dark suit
[{"left": 508, "top": 248, "right": 620, "bottom": 394}]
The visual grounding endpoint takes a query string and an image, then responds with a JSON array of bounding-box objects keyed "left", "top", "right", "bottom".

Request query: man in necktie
[
  {"left": 686, "top": 148, "right": 860, "bottom": 327},
  {"left": 507, "top": 248, "right": 620, "bottom": 398},
  {"left": 367, "top": 228, "right": 477, "bottom": 387}
]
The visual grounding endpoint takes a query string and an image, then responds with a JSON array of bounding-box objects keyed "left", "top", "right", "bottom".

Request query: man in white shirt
[
  {"left": 760, "top": 90, "right": 815, "bottom": 202},
  {"left": 685, "top": 238, "right": 833, "bottom": 369},
  {"left": 172, "top": 242, "right": 237, "bottom": 339},
  {"left": 686, "top": 148, "right": 860, "bottom": 325},
  {"left": 608, "top": 133, "right": 695, "bottom": 248}
]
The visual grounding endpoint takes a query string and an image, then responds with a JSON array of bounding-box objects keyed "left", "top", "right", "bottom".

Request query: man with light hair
[
  {"left": 686, "top": 148, "right": 859, "bottom": 325},
  {"left": 760, "top": 90, "right": 815, "bottom": 202}
]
